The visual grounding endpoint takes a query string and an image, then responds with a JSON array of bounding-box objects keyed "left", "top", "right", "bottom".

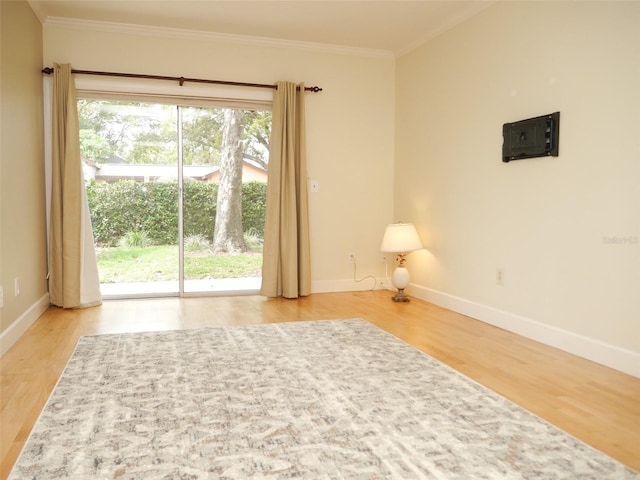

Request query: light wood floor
[{"left": 1, "top": 291, "right": 639, "bottom": 478}]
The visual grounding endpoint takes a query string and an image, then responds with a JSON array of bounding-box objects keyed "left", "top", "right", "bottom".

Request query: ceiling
[{"left": 28, "top": 0, "right": 494, "bottom": 56}]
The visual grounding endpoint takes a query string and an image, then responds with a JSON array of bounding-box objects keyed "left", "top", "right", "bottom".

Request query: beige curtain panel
[
  {"left": 261, "top": 81, "right": 311, "bottom": 298},
  {"left": 49, "top": 64, "right": 102, "bottom": 308}
]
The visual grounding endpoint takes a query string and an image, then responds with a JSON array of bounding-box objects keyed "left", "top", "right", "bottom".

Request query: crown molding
[{"left": 44, "top": 17, "right": 394, "bottom": 60}]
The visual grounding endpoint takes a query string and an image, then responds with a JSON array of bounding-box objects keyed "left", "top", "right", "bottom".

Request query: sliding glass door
[
  {"left": 79, "top": 98, "right": 270, "bottom": 298},
  {"left": 180, "top": 106, "right": 267, "bottom": 294}
]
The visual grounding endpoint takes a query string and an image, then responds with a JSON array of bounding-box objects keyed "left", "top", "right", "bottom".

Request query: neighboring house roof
[
  {"left": 96, "top": 164, "right": 218, "bottom": 181},
  {"left": 106, "top": 155, "right": 127, "bottom": 164},
  {"left": 91, "top": 161, "right": 267, "bottom": 183}
]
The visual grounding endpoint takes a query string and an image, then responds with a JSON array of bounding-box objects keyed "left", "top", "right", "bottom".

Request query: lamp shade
[{"left": 380, "top": 223, "right": 423, "bottom": 253}]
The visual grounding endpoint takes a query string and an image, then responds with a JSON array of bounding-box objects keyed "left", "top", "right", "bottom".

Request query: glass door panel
[
  {"left": 181, "top": 106, "right": 269, "bottom": 294},
  {"left": 80, "top": 99, "right": 179, "bottom": 298}
]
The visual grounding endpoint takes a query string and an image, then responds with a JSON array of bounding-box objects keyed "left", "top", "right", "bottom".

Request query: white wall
[
  {"left": 43, "top": 21, "right": 396, "bottom": 293},
  {"left": 36, "top": 4, "right": 639, "bottom": 375},
  {"left": 0, "top": 1, "right": 49, "bottom": 347},
  {"left": 396, "top": 1, "right": 640, "bottom": 372}
]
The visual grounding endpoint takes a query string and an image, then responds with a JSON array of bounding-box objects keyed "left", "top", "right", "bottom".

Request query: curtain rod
[{"left": 41, "top": 67, "right": 322, "bottom": 93}]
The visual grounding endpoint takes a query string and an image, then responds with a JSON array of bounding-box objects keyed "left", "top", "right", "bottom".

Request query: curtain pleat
[
  {"left": 49, "top": 64, "right": 102, "bottom": 308},
  {"left": 260, "top": 82, "right": 311, "bottom": 298}
]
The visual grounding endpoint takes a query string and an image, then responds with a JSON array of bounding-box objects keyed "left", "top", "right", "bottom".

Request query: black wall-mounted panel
[{"left": 502, "top": 112, "right": 559, "bottom": 162}]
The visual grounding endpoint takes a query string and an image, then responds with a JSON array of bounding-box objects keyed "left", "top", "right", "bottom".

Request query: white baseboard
[
  {"left": 408, "top": 284, "right": 640, "bottom": 378},
  {"left": 8, "top": 287, "right": 634, "bottom": 378},
  {"left": 0, "top": 294, "right": 50, "bottom": 357}
]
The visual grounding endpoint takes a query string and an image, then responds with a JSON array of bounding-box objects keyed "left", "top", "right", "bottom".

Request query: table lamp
[{"left": 380, "top": 222, "right": 422, "bottom": 302}]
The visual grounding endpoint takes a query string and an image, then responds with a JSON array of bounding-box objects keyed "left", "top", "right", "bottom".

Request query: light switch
[{"left": 309, "top": 179, "right": 320, "bottom": 193}]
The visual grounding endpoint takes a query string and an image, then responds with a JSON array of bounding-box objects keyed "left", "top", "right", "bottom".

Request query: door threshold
[{"left": 100, "top": 277, "right": 261, "bottom": 299}]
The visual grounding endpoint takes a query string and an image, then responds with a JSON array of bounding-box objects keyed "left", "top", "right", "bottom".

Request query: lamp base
[{"left": 391, "top": 288, "right": 410, "bottom": 302}]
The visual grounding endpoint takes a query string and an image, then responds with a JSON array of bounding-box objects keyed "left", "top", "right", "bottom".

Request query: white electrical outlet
[
  {"left": 15, "top": 277, "right": 20, "bottom": 296},
  {"left": 380, "top": 254, "right": 387, "bottom": 263},
  {"left": 496, "top": 268, "right": 504, "bottom": 286},
  {"left": 0, "top": 286, "right": 4, "bottom": 308},
  {"left": 348, "top": 252, "right": 355, "bottom": 263}
]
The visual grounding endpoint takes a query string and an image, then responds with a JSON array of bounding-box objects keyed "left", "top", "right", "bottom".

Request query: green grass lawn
[{"left": 96, "top": 245, "right": 262, "bottom": 283}]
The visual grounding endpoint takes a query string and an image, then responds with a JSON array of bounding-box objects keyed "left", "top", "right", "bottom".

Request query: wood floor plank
[{"left": 1, "top": 291, "right": 638, "bottom": 479}]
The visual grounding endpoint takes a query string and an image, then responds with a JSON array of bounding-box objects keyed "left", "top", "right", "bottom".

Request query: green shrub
[
  {"left": 184, "top": 233, "right": 210, "bottom": 251},
  {"left": 86, "top": 180, "right": 267, "bottom": 247},
  {"left": 244, "top": 228, "right": 263, "bottom": 252},
  {"left": 183, "top": 182, "right": 218, "bottom": 241},
  {"left": 119, "top": 230, "right": 152, "bottom": 248},
  {"left": 141, "top": 182, "right": 179, "bottom": 245},
  {"left": 242, "top": 182, "right": 267, "bottom": 237}
]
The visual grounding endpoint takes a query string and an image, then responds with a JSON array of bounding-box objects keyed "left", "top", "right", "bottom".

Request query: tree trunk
[{"left": 213, "top": 109, "right": 247, "bottom": 253}]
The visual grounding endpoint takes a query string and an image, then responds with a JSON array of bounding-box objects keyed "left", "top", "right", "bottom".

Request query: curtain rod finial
[{"left": 42, "top": 67, "right": 54, "bottom": 74}]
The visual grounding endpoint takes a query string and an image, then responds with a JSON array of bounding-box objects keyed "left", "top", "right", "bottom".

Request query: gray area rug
[{"left": 9, "top": 319, "right": 639, "bottom": 479}]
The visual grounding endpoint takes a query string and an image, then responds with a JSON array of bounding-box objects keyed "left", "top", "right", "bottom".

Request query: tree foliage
[
  {"left": 243, "top": 110, "right": 271, "bottom": 169},
  {"left": 78, "top": 100, "right": 177, "bottom": 164},
  {"left": 78, "top": 100, "right": 271, "bottom": 167},
  {"left": 181, "top": 107, "right": 223, "bottom": 165}
]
